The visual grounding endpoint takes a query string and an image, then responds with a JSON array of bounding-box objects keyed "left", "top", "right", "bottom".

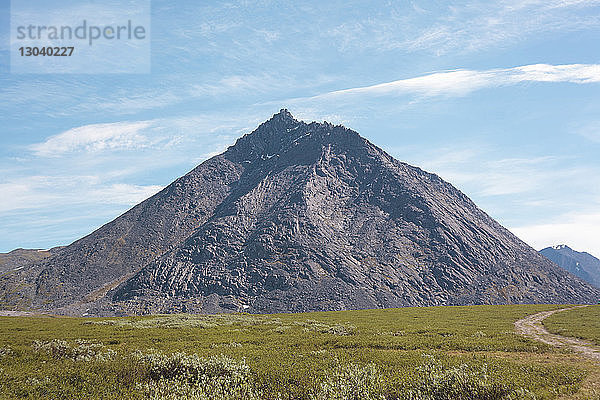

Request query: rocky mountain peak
[
  {"left": 4, "top": 111, "right": 599, "bottom": 316},
  {"left": 272, "top": 108, "right": 295, "bottom": 122},
  {"left": 255, "top": 109, "right": 302, "bottom": 136},
  {"left": 224, "top": 110, "right": 362, "bottom": 166}
]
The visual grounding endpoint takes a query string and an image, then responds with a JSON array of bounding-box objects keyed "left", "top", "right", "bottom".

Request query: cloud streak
[
  {"left": 310, "top": 64, "right": 600, "bottom": 100},
  {"left": 0, "top": 175, "right": 163, "bottom": 214},
  {"left": 30, "top": 121, "right": 155, "bottom": 157}
]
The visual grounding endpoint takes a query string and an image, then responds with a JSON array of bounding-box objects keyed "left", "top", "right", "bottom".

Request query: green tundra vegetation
[
  {"left": 544, "top": 305, "right": 600, "bottom": 346},
  {"left": 0, "top": 304, "right": 598, "bottom": 399}
]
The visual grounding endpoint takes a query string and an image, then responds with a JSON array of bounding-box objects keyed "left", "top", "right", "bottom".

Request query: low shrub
[
  {"left": 315, "top": 363, "right": 386, "bottom": 400},
  {"left": 297, "top": 320, "right": 357, "bottom": 336},
  {"left": 134, "top": 350, "right": 264, "bottom": 400},
  {"left": 87, "top": 313, "right": 273, "bottom": 329},
  {"left": 398, "top": 355, "right": 513, "bottom": 400},
  {"left": 32, "top": 339, "right": 115, "bottom": 362}
]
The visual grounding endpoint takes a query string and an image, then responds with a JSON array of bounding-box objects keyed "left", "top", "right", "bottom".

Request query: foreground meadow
[{"left": 0, "top": 304, "right": 598, "bottom": 399}]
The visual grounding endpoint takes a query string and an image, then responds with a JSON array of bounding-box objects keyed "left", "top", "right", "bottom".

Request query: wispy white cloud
[
  {"left": 326, "top": 0, "right": 600, "bottom": 55},
  {"left": 188, "top": 74, "right": 282, "bottom": 97},
  {"left": 30, "top": 121, "right": 155, "bottom": 157},
  {"left": 310, "top": 64, "right": 600, "bottom": 100},
  {"left": 92, "top": 92, "right": 181, "bottom": 114},
  {"left": 0, "top": 178, "right": 164, "bottom": 251},
  {"left": 409, "top": 145, "right": 597, "bottom": 199},
  {"left": 325, "top": 70, "right": 495, "bottom": 98},
  {"left": 89, "top": 184, "right": 164, "bottom": 205},
  {"left": 504, "top": 0, "right": 600, "bottom": 11},
  {"left": 0, "top": 176, "right": 163, "bottom": 213},
  {"left": 510, "top": 64, "right": 600, "bottom": 83},
  {"left": 477, "top": 157, "right": 566, "bottom": 197}
]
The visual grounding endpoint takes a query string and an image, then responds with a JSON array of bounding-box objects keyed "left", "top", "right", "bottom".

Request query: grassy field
[
  {"left": 544, "top": 305, "right": 600, "bottom": 346},
  {"left": 0, "top": 304, "right": 597, "bottom": 399}
]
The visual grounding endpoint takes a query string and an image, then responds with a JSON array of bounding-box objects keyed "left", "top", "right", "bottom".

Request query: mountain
[
  {"left": 540, "top": 245, "right": 600, "bottom": 288},
  {"left": 2, "top": 110, "right": 598, "bottom": 315}
]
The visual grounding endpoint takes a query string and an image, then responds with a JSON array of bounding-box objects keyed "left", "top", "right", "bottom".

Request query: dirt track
[{"left": 515, "top": 306, "right": 600, "bottom": 364}]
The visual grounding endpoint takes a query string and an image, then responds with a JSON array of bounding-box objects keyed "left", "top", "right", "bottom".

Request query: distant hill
[
  {"left": 540, "top": 245, "right": 600, "bottom": 288},
  {"left": 2, "top": 110, "right": 599, "bottom": 315},
  {"left": 0, "top": 248, "right": 62, "bottom": 274}
]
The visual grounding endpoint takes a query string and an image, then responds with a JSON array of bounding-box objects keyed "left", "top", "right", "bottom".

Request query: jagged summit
[
  {"left": 226, "top": 110, "right": 360, "bottom": 164},
  {"left": 2, "top": 111, "right": 599, "bottom": 316},
  {"left": 272, "top": 108, "right": 295, "bottom": 122},
  {"left": 253, "top": 109, "right": 301, "bottom": 133}
]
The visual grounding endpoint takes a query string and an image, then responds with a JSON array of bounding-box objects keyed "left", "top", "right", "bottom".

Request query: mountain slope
[
  {"left": 540, "top": 245, "right": 600, "bottom": 288},
  {"left": 3, "top": 110, "right": 598, "bottom": 315},
  {"left": 1, "top": 150, "right": 245, "bottom": 311}
]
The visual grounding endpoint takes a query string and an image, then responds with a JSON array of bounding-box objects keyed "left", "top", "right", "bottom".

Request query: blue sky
[{"left": 1, "top": 0, "right": 599, "bottom": 257}]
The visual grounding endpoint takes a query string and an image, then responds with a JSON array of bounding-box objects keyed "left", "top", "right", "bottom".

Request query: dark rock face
[
  {"left": 540, "top": 245, "right": 600, "bottom": 288},
  {"left": 3, "top": 110, "right": 599, "bottom": 315}
]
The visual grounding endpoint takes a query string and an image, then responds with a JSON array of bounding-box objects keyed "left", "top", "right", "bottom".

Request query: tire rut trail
[{"left": 515, "top": 305, "right": 600, "bottom": 364}]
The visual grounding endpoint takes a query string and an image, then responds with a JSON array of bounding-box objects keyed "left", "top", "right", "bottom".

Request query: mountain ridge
[
  {"left": 1, "top": 110, "right": 598, "bottom": 315},
  {"left": 540, "top": 244, "right": 600, "bottom": 288}
]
